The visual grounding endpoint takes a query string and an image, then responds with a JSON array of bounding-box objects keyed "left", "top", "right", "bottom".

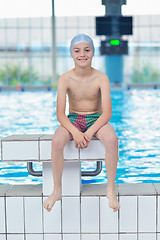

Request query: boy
[{"left": 43, "top": 34, "right": 120, "bottom": 212}]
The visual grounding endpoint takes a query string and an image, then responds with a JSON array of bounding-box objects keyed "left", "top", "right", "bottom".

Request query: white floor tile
[
  {"left": 0, "top": 235, "right": 6, "bottom": 240},
  {"left": 24, "top": 197, "right": 43, "bottom": 233},
  {"left": 120, "top": 234, "right": 137, "bottom": 240},
  {"left": 80, "top": 140, "right": 105, "bottom": 159},
  {"left": 6, "top": 197, "right": 24, "bottom": 233},
  {"left": 0, "top": 197, "right": 5, "bottom": 233},
  {"left": 25, "top": 234, "right": 43, "bottom": 240},
  {"left": 42, "top": 162, "right": 54, "bottom": 196},
  {"left": 138, "top": 233, "right": 156, "bottom": 240},
  {"left": 81, "top": 234, "right": 99, "bottom": 240},
  {"left": 3, "top": 141, "right": 38, "bottom": 161},
  {"left": 63, "top": 234, "right": 80, "bottom": 240},
  {"left": 40, "top": 141, "right": 52, "bottom": 160},
  {"left": 62, "top": 197, "right": 80, "bottom": 233},
  {"left": 44, "top": 234, "right": 61, "bottom": 240},
  {"left": 157, "top": 234, "right": 160, "bottom": 240},
  {"left": 62, "top": 161, "right": 81, "bottom": 196},
  {"left": 64, "top": 141, "right": 79, "bottom": 159},
  {"left": 138, "top": 196, "right": 156, "bottom": 232},
  {"left": 81, "top": 197, "right": 99, "bottom": 233},
  {"left": 120, "top": 196, "right": 137, "bottom": 233},
  {"left": 100, "top": 197, "right": 118, "bottom": 233},
  {"left": 7, "top": 235, "right": 24, "bottom": 240},
  {"left": 101, "top": 234, "right": 118, "bottom": 240},
  {"left": 43, "top": 198, "right": 61, "bottom": 233}
]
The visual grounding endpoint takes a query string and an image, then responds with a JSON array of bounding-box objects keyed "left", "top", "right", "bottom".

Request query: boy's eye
[{"left": 74, "top": 49, "right": 90, "bottom": 53}]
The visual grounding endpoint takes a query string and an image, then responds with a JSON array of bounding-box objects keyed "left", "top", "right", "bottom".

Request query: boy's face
[{"left": 72, "top": 42, "right": 93, "bottom": 66}]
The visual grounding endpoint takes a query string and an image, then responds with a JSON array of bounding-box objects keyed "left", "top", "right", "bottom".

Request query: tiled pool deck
[{"left": 0, "top": 183, "right": 160, "bottom": 240}]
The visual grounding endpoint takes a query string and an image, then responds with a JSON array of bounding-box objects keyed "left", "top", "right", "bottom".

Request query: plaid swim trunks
[{"left": 67, "top": 113, "right": 102, "bottom": 132}]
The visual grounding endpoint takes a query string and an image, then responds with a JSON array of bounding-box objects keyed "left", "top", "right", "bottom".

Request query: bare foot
[
  {"left": 43, "top": 189, "right": 62, "bottom": 212},
  {"left": 106, "top": 188, "right": 120, "bottom": 212}
]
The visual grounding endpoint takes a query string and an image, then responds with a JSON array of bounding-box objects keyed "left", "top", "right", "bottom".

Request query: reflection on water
[{"left": 0, "top": 89, "right": 160, "bottom": 184}]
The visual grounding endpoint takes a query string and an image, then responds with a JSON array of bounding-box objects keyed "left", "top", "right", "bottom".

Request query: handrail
[
  {"left": 81, "top": 161, "right": 102, "bottom": 176},
  {"left": 27, "top": 161, "right": 102, "bottom": 177},
  {"left": 27, "top": 162, "right": 42, "bottom": 176}
]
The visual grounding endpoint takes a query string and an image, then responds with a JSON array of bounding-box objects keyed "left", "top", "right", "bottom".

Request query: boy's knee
[
  {"left": 52, "top": 137, "right": 65, "bottom": 150},
  {"left": 105, "top": 133, "right": 118, "bottom": 148},
  {"left": 110, "top": 133, "right": 118, "bottom": 147}
]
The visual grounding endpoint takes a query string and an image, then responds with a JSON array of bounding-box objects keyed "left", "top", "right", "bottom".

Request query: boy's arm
[
  {"left": 84, "top": 75, "right": 112, "bottom": 140},
  {"left": 56, "top": 75, "right": 79, "bottom": 135},
  {"left": 57, "top": 75, "right": 89, "bottom": 149}
]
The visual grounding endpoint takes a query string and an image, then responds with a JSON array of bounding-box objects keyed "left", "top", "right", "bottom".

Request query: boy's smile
[
  {"left": 78, "top": 57, "right": 88, "bottom": 61},
  {"left": 72, "top": 43, "right": 93, "bottom": 65}
]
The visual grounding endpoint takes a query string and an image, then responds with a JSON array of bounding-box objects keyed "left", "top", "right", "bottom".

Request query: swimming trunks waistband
[{"left": 67, "top": 113, "right": 102, "bottom": 132}]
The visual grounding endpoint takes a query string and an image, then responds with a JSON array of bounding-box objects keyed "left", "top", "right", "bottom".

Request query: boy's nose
[
  {"left": 81, "top": 53, "right": 85, "bottom": 57},
  {"left": 80, "top": 50, "right": 85, "bottom": 56}
]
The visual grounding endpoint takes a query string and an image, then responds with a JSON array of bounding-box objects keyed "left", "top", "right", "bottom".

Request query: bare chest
[{"left": 67, "top": 81, "right": 100, "bottom": 101}]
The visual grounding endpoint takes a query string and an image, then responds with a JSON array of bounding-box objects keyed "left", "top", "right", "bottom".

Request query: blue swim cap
[{"left": 70, "top": 33, "right": 95, "bottom": 57}]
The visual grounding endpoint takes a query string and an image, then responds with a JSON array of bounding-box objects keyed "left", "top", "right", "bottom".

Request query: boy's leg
[
  {"left": 94, "top": 123, "right": 120, "bottom": 212},
  {"left": 43, "top": 125, "right": 73, "bottom": 212}
]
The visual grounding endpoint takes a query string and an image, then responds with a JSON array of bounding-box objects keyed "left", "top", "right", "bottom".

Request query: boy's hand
[
  {"left": 83, "top": 130, "right": 94, "bottom": 142},
  {"left": 72, "top": 130, "right": 89, "bottom": 149}
]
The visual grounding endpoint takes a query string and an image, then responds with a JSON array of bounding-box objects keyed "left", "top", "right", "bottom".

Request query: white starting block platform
[{"left": 1, "top": 134, "right": 105, "bottom": 196}]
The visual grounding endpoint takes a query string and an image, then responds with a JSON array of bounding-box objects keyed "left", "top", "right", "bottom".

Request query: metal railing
[{"left": 27, "top": 161, "right": 102, "bottom": 177}]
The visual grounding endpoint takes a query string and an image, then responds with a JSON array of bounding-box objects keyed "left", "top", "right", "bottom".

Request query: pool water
[{"left": 0, "top": 89, "right": 160, "bottom": 184}]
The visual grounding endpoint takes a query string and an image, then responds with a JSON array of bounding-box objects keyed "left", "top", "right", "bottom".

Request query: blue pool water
[{"left": 0, "top": 89, "right": 160, "bottom": 184}]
